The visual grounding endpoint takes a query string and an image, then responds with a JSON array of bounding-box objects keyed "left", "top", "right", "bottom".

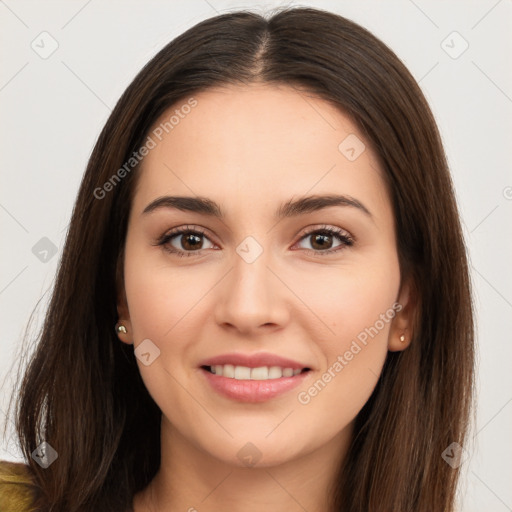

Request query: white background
[{"left": 1, "top": 1, "right": 511, "bottom": 510}]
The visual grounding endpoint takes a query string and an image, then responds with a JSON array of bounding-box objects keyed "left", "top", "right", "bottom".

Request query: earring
[
  {"left": 116, "top": 324, "right": 127, "bottom": 334},
  {"left": 399, "top": 334, "right": 406, "bottom": 342}
]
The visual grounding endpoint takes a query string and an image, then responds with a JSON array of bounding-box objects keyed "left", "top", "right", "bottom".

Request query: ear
[
  {"left": 388, "top": 275, "right": 418, "bottom": 352},
  {"left": 115, "top": 246, "right": 133, "bottom": 346}
]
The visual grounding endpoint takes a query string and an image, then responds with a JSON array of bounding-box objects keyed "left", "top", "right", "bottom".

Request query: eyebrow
[{"left": 142, "top": 194, "right": 372, "bottom": 220}]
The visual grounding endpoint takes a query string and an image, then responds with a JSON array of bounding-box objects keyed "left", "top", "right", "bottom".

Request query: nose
[{"left": 214, "top": 244, "right": 290, "bottom": 335}]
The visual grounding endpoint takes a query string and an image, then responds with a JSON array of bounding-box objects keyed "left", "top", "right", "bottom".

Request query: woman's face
[{"left": 118, "top": 83, "right": 413, "bottom": 467}]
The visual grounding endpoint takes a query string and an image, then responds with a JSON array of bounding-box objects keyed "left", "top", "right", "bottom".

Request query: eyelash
[{"left": 154, "top": 224, "right": 354, "bottom": 258}]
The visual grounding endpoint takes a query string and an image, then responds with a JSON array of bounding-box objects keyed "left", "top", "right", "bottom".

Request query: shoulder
[{"left": 0, "top": 460, "right": 40, "bottom": 512}]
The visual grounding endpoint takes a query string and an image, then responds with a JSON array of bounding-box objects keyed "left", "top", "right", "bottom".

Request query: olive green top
[{"left": 0, "top": 460, "right": 40, "bottom": 512}]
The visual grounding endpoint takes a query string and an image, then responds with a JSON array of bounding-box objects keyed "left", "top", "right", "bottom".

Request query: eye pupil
[
  {"left": 311, "top": 233, "right": 332, "bottom": 250},
  {"left": 182, "top": 233, "right": 202, "bottom": 250}
]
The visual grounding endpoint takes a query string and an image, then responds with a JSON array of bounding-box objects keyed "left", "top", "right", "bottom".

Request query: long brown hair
[{"left": 2, "top": 6, "right": 474, "bottom": 511}]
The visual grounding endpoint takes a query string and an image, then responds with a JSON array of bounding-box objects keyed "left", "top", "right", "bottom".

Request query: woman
[{"left": 0, "top": 6, "right": 474, "bottom": 511}]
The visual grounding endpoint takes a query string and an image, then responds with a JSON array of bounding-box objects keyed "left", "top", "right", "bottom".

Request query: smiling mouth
[{"left": 201, "top": 364, "right": 311, "bottom": 380}]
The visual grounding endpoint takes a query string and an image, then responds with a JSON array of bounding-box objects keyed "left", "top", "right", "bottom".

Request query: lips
[{"left": 198, "top": 352, "right": 313, "bottom": 403}]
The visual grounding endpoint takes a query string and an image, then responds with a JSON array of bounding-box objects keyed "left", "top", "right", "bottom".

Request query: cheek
[
  {"left": 122, "top": 247, "right": 207, "bottom": 406},
  {"left": 124, "top": 271, "right": 179, "bottom": 341},
  {"left": 292, "top": 254, "right": 401, "bottom": 342},
  {"left": 293, "top": 257, "right": 400, "bottom": 421},
  {"left": 123, "top": 239, "right": 208, "bottom": 341}
]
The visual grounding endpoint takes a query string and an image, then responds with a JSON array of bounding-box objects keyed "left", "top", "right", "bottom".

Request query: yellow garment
[{"left": 0, "top": 460, "right": 39, "bottom": 512}]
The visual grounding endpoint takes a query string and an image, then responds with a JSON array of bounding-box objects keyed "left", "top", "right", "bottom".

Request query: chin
[{"left": 208, "top": 435, "right": 309, "bottom": 469}]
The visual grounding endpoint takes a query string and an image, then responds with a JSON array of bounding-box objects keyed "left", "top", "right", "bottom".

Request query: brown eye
[
  {"left": 156, "top": 226, "right": 215, "bottom": 257},
  {"left": 296, "top": 226, "right": 354, "bottom": 256},
  {"left": 309, "top": 232, "right": 335, "bottom": 250},
  {"left": 176, "top": 232, "right": 205, "bottom": 251}
]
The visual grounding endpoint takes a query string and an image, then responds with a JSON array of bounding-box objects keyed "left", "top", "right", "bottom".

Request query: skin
[{"left": 116, "top": 83, "right": 415, "bottom": 512}]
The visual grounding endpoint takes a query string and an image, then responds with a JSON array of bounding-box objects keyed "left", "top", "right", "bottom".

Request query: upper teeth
[{"left": 209, "top": 365, "right": 302, "bottom": 380}]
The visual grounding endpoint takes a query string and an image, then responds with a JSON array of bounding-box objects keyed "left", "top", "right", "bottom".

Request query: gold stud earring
[
  {"left": 117, "top": 324, "right": 127, "bottom": 334},
  {"left": 399, "top": 334, "right": 405, "bottom": 342}
]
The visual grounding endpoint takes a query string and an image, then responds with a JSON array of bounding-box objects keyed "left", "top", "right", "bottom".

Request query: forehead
[{"left": 132, "top": 84, "right": 390, "bottom": 222}]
